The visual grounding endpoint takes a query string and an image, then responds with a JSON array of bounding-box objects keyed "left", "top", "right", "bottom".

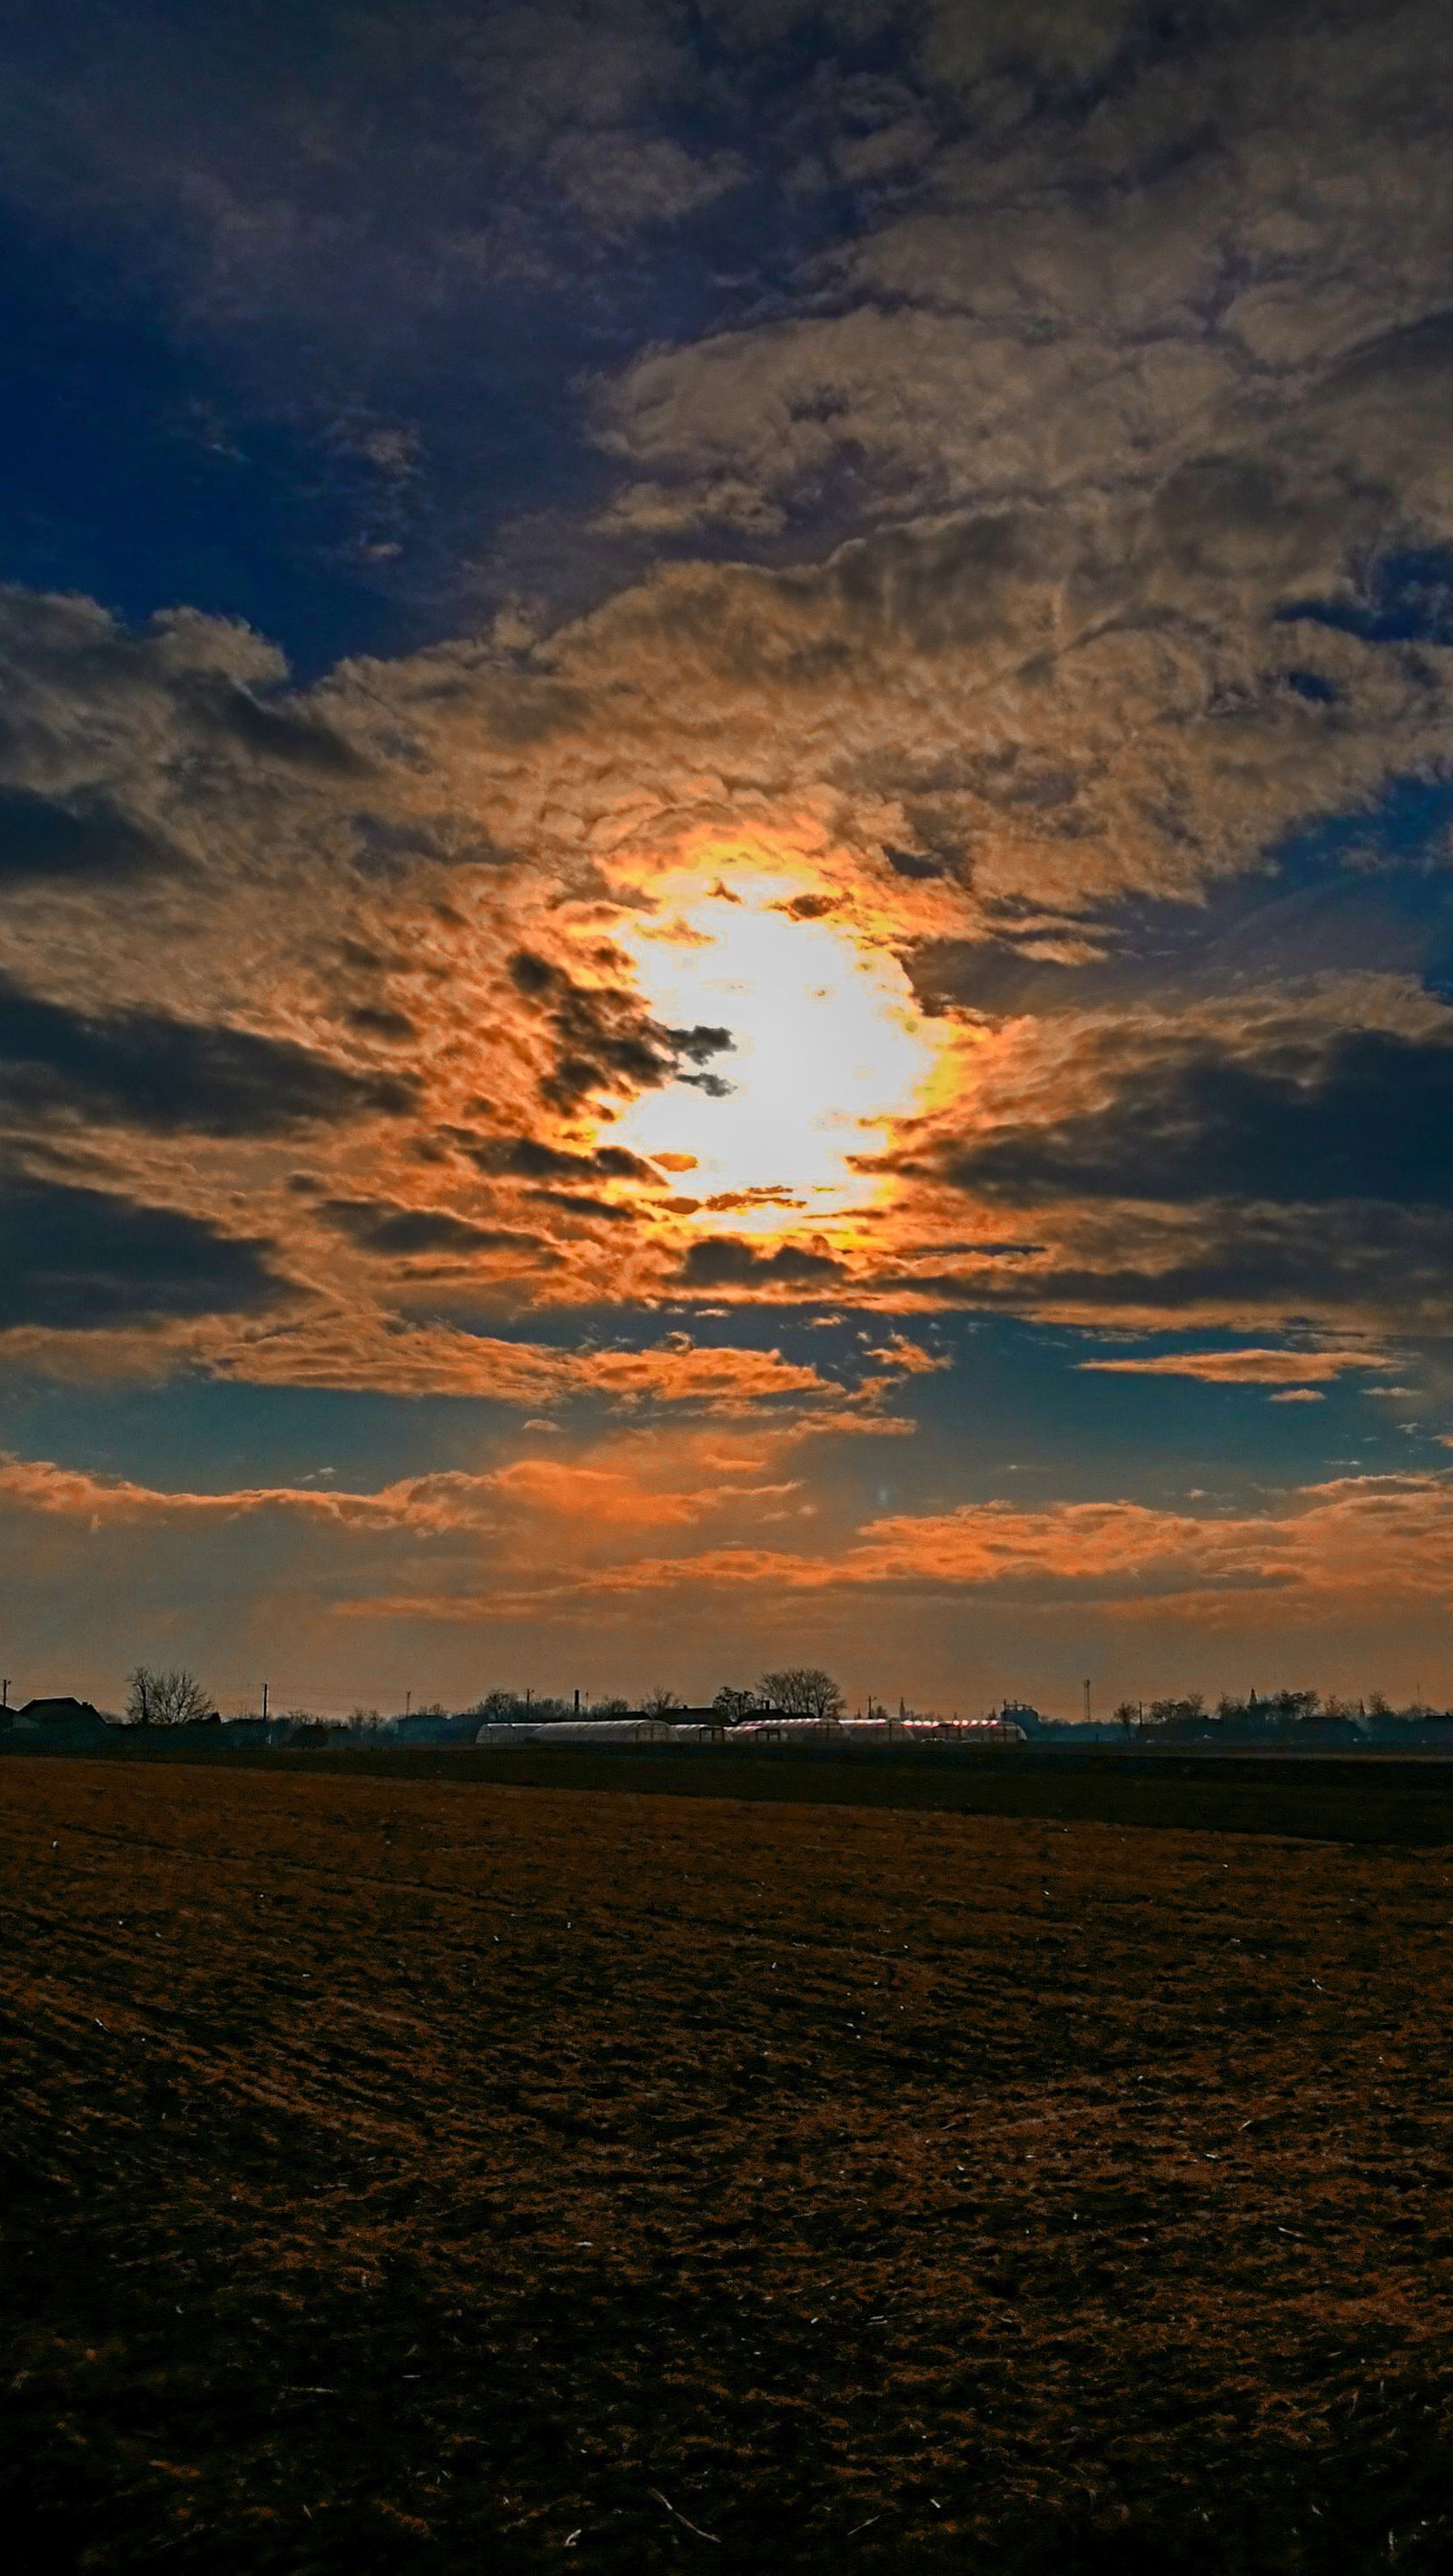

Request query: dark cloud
[
  {"left": 680, "top": 1237, "right": 845, "bottom": 1289},
  {"left": 458, "top": 1134, "right": 657, "bottom": 1183},
  {"left": 316, "top": 1198, "right": 548, "bottom": 1258},
  {"left": 939, "top": 1026, "right": 1453, "bottom": 1207},
  {"left": 508, "top": 948, "right": 733, "bottom": 1113},
  {"left": 1281, "top": 543, "right": 1453, "bottom": 650},
  {"left": 206, "top": 686, "right": 369, "bottom": 775},
  {"left": 854, "top": 1204, "right": 1453, "bottom": 1347},
  {"left": 0, "top": 1175, "right": 283, "bottom": 1329},
  {"left": 526, "top": 1189, "right": 638, "bottom": 1223},
  {"left": 0, "top": 973, "right": 417, "bottom": 1135},
  {"left": 348, "top": 812, "right": 509, "bottom": 873},
  {"left": 343, "top": 1004, "right": 417, "bottom": 1041},
  {"left": 896, "top": 1199, "right": 1453, "bottom": 1333},
  {"left": 0, "top": 0, "right": 949, "bottom": 646},
  {"left": 910, "top": 806, "right": 1453, "bottom": 1020},
  {"left": 0, "top": 785, "right": 172, "bottom": 885}
]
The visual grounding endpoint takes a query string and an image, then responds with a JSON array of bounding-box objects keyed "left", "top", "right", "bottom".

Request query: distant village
[{"left": 5, "top": 1665, "right": 1453, "bottom": 1754}]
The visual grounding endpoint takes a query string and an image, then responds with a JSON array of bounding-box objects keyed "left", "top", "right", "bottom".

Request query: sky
[{"left": 5, "top": 0, "right": 1453, "bottom": 1718}]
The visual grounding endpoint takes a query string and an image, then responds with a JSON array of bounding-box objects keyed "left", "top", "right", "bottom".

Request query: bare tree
[
  {"left": 643, "top": 1686, "right": 684, "bottom": 1717},
  {"left": 474, "top": 1689, "right": 522, "bottom": 1719},
  {"left": 757, "top": 1667, "right": 844, "bottom": 1720},
  {"left": 125, "top": 1665, "right": 213, "bottom": 1727},
  {"left": 1145, "top": 1693, "right": 1208, "bottom": 1730},
  {"left": 712, "top": 1685, "right": 756, "bottom": 1724}
]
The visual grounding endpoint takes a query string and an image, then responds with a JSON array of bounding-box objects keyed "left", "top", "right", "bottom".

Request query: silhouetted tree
[
  {"left": 1268, "top": 1689, "right": 1319, "bottom": 1723},
  {"left": 473, "top": 1689, "right": 576, "bottom": 1721},
  {"left": 757, "top": 1667, "right": 844, "bottom": 1719},
  {"left": 643, "top": 1687, "right": 684, "bottom": 1717},
  {"left": 712, "top": 1685, "right": 756, "bottom": 1723},
  {"left": 125, "top": 1665, "right": 213, "bottom": 1726},
  {"left": 1144, "top": 1693, "right": 1206, "bottom": 1731}
]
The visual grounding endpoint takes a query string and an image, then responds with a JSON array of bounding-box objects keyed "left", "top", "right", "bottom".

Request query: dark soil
[
  {"left": 64, "top": 1727, "right": 1453, "bottom": 1847},
  {"left": 5, "top": 1756, "right": 1453, "bottom": 2571}
]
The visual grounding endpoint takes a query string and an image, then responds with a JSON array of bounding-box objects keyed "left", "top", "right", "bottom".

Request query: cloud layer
[
  {"left": 5, "top": 2, "right": 1453, "bottom": 1693},
  {"left": 6, "top": 1434, "right": 1452, "bottom": 1710}
]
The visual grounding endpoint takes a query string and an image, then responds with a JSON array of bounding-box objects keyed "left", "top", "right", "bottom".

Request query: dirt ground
[
  {"left": 74, "top": 1729, "right": 1453, "bottom": 1847},
  {"left": 5, "top": 1757, "right": 1453, "bottom": 2572}
]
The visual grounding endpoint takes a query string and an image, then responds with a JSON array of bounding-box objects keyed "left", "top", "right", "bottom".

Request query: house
[
  {"left": 475, "top": 1716, "right": 715, "bottom": 1747},
  {"left": 0, "top": 1696, "right": 116, "bottom": 1750},
  {"left": 387, "top": 1711, "right": 491, "bottom": 1747}
]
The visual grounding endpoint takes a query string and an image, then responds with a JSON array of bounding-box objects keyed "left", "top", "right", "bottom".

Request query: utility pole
[
  {"left": 262, "top": 1680, "right": 269, "bottom": 1721},
  {"left": 405, "top": 1690, "right": 411, "bottom": 1718},
  {"left": 1, "top": 1679, "right": 8, "bottom": 1712},
  {"left": 1083, "top": 1677, "right": 1092, "bottom": 1723}
]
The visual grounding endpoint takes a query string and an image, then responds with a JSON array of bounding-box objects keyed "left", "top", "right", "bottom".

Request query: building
[
  {"left": 475, "top": 1716, "right": 721, "bottom": 1747},
  {"left": 388, "top": 1711, "right": 495, "bottom": 1747},
  {"left": 0, "top": 1697, "right": 116, "bottom": 1751}
]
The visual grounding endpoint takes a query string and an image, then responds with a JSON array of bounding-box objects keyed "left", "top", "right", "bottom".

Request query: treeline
[
  {"left": 474, "top": 1668, "right": 846, "bottom": 1722},
  {"left": 104, "top": 1666, "right": 1453, "bottom": 1737},
  {"left": 108, "top": 1664, "right": 849, "bottom": 1729},
  {"left": 1113, "top": 1690, "right": 1453, "bottom": 1729}
]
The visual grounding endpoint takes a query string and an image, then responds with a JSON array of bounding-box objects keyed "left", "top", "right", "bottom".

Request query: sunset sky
[{"left": 5, "top": 0, "right": 1453, "bottom": 1716}]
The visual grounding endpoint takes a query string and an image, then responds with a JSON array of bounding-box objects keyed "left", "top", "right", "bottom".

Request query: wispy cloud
[{"left": 1077, "top": 1348, "right": 1394, "bottom": 1387}]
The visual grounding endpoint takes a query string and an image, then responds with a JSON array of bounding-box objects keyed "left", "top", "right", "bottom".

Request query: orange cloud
[
  {"left": 299, "top": 1471, "right": 1453, "bottom": 1640},
  {"left": 861, "top": 1333, "right": 947, "bottom": 1374},
  {"left": 570, "top": 1337, "right": 828, "bottom": 1408},
  {"left": 40, "top": 1312, "right": 844, "bottom": 1409},
  {"left": 18, "top": 1439, "right": 1453, "bottom": 1633},
  {"left": 486, "top": 1456, "right": 797, "bottom": 1530},
  {"left": 12, "top": 1428, "right": 1453, "bottom": 1707},
  {"left": 1078, "top": 1347, "right": 1393, "bottom": 1386},
  {"left": 0, "top": 1452, "right": 507, "bottom": 1534},
  {"left": 0, "top": 1435, "right": 802, "bottom": 1543}
]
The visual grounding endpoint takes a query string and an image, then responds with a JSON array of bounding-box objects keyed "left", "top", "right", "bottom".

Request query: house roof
[{"left": 13, "top": 1696, "right": 109, "bottom": 1726}]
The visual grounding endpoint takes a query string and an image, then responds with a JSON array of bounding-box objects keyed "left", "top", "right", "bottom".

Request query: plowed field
[{"left": 5, "top": 1756, "right": 1453, "bottom": 2572}]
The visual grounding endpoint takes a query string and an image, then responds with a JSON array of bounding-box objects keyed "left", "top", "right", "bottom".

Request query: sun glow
[{"left": 609, "top": 879, "right": 947, "bottom": 1235}]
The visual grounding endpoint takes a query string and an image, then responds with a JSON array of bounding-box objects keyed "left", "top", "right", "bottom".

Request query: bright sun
[{"left": 608, "top": 878, "right": 946, "bottom": 1235}]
